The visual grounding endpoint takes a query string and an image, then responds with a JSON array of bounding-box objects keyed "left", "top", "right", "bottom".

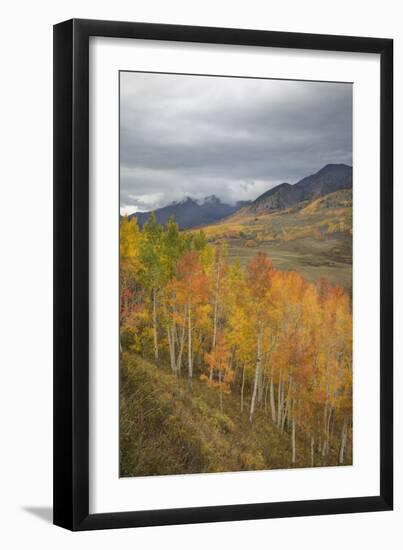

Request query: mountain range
[
  {"left": 129, "top": 164, "right": 352, "bottom": 229},
  {"left": 130, "top": 195, "right": 251, "bottom": 229}
]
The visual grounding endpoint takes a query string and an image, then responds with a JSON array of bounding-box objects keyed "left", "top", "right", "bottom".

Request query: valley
[
  {"left": 190, "top": 188, "right": 353, "bottom": 292},
  {"left": 131, "top": 164, "right": 353, "bottom": 292}
]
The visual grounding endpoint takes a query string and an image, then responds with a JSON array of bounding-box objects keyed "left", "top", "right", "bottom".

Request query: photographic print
[{"left": 119, "top": 71, "right": 353, "bottom": 478}]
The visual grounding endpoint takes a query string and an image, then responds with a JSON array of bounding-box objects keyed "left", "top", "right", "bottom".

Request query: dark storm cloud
[{"left": 120, "top": 72, "right": 352, "bottom": 213}]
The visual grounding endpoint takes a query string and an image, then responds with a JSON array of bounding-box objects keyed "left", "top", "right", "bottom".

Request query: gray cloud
[{"left": 120, "top": 72, "right": 352, "bottom": 213}]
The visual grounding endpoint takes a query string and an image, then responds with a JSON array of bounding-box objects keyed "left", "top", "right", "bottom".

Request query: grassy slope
[
  {"left": 120, "top": 353, "right": 344, "bottom": 477},
  {"left": 190, "top": 189, "right": 352, "bottom": 292}
]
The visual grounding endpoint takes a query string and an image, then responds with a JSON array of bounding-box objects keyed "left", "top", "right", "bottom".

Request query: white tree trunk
[
  {"left": 277, "top": 368, "right": 283, "bottom": 428},
  {"left": 176, "top": 326, "right": 185, "bottom": 376},
  {"left": 281, "top": 378, "right": 292, "bottom": 432},
  {"left": 152, "top": 288, "right": 159, "bottom": 362},
  {"left": 258, "top": 367, "right": 265, "bottom": 408},
  {"left": 270, "top": 374, "right": 276, "bottom": 425},
  {"left": 249, "top": 327, "right": 263, "bottom": 424},
  {"left": 167, "top": 326, "right": 176, "bottom": 373},
  {"left": 322, "top": 405, "right": 333, "bottom": 457},
  {"left": 240, "top": 364, "right": 246, "bottom": 413},
  {"left": 187, "top": 301, "right": 193, "bottom": 391},
  {"left": 210, "top": 267, "right": 221, "bottom": 381},
  {"left": 326, "top": 406, "right": 333, "bottom": 454},
  {"left": 281, "top": 398, "right": 288, "bottom": 432},
  {"left": 264, "top": 378, "right": 270, "bottom": 413}
]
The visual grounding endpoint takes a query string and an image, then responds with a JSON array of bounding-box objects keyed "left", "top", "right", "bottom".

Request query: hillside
[
  {"left": 190, "top": 189, "right": 353, "bottom": 291},
  {"left": 245, "top": 163, "right": 352, "bottom": 214},
  {"left": 120, "top": 353, "right": 343, "bottom": 477}
]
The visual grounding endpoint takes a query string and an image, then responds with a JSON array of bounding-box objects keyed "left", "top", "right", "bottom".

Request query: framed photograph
[{"left": 53, "top": 19, "right": 393, "bottom": 530}]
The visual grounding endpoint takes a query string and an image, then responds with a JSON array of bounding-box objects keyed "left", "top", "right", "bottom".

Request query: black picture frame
[{"left": 53, "top": 18, "right": 393, "bottom": 531}]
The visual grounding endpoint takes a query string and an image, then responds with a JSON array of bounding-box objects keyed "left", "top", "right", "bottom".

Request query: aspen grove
[{"left": 120, "top": 214, "right": 352, "bottom": 467}]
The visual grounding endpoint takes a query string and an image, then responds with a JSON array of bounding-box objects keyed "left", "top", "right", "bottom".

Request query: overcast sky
[{"left": 120, "top": 71, "right": 352, "bottom": 214}]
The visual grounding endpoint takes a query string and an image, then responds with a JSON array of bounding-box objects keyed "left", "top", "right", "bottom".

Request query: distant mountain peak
[
  {"left": 203, "top": 194, "right": 221, "bottom": 204},
  {"left": 194, "top": 195, "right": 221, "bottom": 206},
  {"left": 320, "top": 163, "right": 351, "bottom": 171}
]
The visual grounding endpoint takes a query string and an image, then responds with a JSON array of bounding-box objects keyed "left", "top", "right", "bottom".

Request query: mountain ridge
[
  {"left": 128, "top": 164, "right": 352, "bottom": 229},
  {"left": 246, "top": 163, "right": 352, "bottom": 215},
  {"left": 130, "top": 195, "right": 251, "bottom": 230}
]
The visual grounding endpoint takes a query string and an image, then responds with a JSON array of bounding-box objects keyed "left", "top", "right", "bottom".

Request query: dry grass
[{"left": 120, "top": 353, "right": 347, "bottom": 477}]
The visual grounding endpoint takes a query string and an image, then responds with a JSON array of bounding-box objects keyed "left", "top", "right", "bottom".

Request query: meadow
[{"left": 192, "top": 189, "right": 352, "bottom": 292}]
